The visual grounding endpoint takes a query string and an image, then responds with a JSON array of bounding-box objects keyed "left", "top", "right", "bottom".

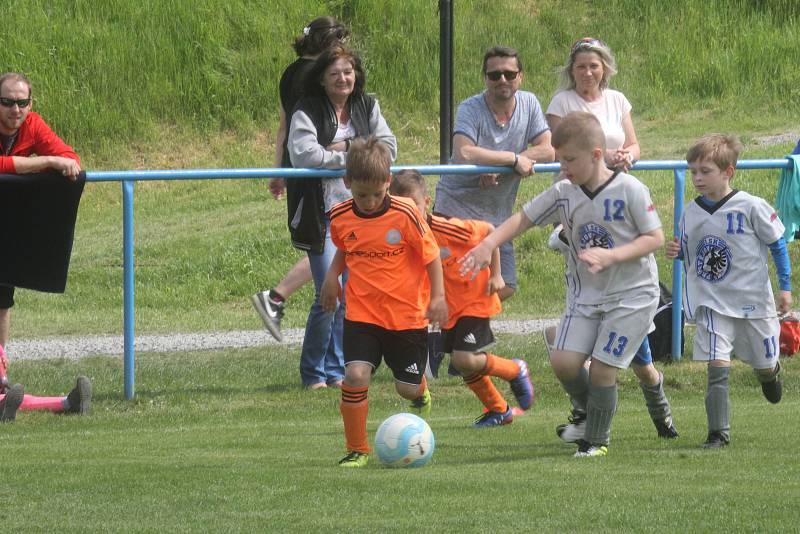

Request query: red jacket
[{"left": 0, "top": 112, "right": 80, "bottom": 174}]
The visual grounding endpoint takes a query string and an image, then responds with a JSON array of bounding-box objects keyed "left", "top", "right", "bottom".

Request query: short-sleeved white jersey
[
  {"left": 523, "top": 172, "right": 661, "bottom": 304},
  {"left": 679, "top": 190, "right": 785, "bottom": 320}
]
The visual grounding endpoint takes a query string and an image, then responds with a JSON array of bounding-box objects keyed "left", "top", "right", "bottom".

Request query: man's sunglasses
[
  {"left": 485, "top": 70, "right": 519, "bottom": 81},
  {"left": 0, "top": 97, "right": 31, "bottom": 108}
]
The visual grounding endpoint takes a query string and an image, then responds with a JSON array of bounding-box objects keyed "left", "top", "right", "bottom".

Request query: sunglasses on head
[
  {"left": 0, "top": 97, "right": 31, "bottom": 108},
  {"left": 571, "top": 37, "right": 604, "bottom": 55},
  {"left": 485, "top": 70, "right": 519, "bottom": 81}
]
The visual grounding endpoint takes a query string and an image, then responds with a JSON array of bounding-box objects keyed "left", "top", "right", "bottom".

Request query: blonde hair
[
  {"left": 557, "top": 38, "right": 617, "bottom": 91},
  {"left": 686, "top": 134, "right": 743, "bottom": 170},
  {"left": 551, "top": 111, "right": 606, "bottom": 151},
  {"left": 346, "top": 136, "right": 391, "bottom": 184}
]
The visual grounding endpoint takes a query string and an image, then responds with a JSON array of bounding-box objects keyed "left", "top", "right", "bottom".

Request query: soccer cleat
[
  {"left": 509, "top": 358, "right": 534, "bottom": 411},
  {"left": 66, "top": 376, "right": 92, "bottom": 415},
  {"left": 761, "top": 363, "right": 782, "bottom": 404},
  {"left": 574, "top": 439, "right": 608, "bottom": 458},
  {"left": 0, "top": 383, "right": 24, "bottom": 422},
  {"left": 702, "top": 431, "right": 730, "bottom": 449},
  {"left": 410, "top": 388, "right": 432, "bottom": 420},
  {"left": 473, "top": 405, "right": 513, "bottom": 428},
  {"left": 653, "top": 417, "right": 679, "bottom": 439},
  {"left": 338, "top": 451, "right": 369, "bottom": 468},
  {"left": 556, "top": 410, "right": 587, "bottom": 444},
  {"left": 250, "top": 290, "right": 285, "bottom": 342}
]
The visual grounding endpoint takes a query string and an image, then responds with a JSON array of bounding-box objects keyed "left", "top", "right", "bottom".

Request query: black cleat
[
  {"left": 654, "top": 417, "right": 679, "bottom": 438},
  {"left": 66, "top": 376, "right": 92, "bottom": 415},
  {"left": 0, "top": 383, "right": 24, "bottom": 422},
  {"left": 702, "top": 431, "right": 730, "bottom": 449}
]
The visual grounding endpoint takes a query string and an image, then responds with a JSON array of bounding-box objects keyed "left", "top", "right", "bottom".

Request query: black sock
[{"left": 269, "top": 289, "right": 285, "bottom": 303}]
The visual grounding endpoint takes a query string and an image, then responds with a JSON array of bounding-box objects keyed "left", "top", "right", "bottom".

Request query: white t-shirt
[
  {"left": 679, "top": 191, "right": 785, "bottom": 320},
  {"left": 322, "top": 121, "right": 356, "bottom": 212},
  {"left": 546, "top": 89, "right": 632, "bottom": 151},
  {"left": 522, "top": 172, "right": 661, "bottom": 305}
]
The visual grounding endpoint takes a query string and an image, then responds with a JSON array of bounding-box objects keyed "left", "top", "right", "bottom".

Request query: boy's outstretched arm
[
  {"left": 425, "top": 257, "right": 448, "bottom": 327},
  {"left": 460, "top": 211, "right": 534, "bottom": 279},
  {"left": 580, "top": 228, "right": 664, "bottom": 274},
  {"left": 320, "top": 249, "right": 346, "bottom": 313}
]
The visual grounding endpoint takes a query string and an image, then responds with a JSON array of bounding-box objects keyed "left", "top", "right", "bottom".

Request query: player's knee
[
  {"left": 394, "top": 381, "right": 419, "bottom": 400},
  {"left": 451, "top": 350, "right": 480, "bottom": 373}
]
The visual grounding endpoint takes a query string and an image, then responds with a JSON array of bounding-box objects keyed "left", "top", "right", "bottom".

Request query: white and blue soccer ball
[{"left": 374, "top": 413, "right": 435, "bottom": 468}]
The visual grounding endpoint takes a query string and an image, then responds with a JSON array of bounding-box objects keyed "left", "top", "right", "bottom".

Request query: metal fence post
[
  {"left": 671, "top": 169, "right": 686, "bottom": 361},
  {"left": 122, "top": 180, "right": 135, "bottom": 399}
]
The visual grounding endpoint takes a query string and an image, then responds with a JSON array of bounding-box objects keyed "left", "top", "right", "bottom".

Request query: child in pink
[{"left": 0, "top": 345, "right": 92, "bottom": 422}]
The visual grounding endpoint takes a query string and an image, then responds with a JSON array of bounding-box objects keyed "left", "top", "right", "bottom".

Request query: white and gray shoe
[
  {"left": 251, "top": 290, "right": 285, "bottom": 342},
  {"left": 556, "top": 410, "right": 587, "bottom": 444}
]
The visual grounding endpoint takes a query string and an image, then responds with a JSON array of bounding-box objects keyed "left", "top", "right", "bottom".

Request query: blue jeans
[{"left": 299, "top": 220, "right": 346, "bottom": 386}]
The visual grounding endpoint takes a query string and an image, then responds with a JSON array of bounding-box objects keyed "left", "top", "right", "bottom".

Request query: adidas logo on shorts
[
  {"left": 404, "top": 363, "right": 420, "bottom": 374},
  {"left": 463, "top": 333, "right": 476, "bottom": 344}
]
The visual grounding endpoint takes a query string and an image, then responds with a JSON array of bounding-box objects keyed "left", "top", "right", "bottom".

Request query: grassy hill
[{"left": 4, "top": 0, "right": 799, "bottom": 336}]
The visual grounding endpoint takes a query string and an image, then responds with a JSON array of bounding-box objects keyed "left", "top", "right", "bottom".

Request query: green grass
[{"left": 3, "top": 336, "right": 799, "bottom": 531}]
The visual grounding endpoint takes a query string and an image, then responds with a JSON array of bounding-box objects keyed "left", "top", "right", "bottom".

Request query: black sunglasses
[
  {"left": 0, "top": 97, "right": 31, "bottom": 108},
  {"left": 485, "top": 70, "right": 519, "bottom": 81}
]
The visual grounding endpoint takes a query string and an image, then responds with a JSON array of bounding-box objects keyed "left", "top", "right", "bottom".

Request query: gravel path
[{"left": 6, "top": 319, "right": 559, "bottom": 361}]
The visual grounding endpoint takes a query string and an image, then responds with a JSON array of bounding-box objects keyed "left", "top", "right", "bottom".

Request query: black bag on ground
[{"left": 648, "top": 283, "right": 685, "bottom": 362}]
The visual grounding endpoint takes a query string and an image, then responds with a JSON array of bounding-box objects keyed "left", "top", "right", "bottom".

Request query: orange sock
[
  {"left": 340, "top": 385, "right": 370, "bottom": 454},
  {"left": 483, "top": 353, "right": 520, "bottom": 382},
  {"left": 463, "top": 373, "right": 507, "bottom": 413},
  {"left": 415, "top": 376, "right": 428, "bottom": 398}
]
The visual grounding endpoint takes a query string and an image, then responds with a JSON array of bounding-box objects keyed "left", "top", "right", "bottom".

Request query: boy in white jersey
[
  {"left": 666, "top": 134, "right": 791, "bottom": 449},
  {"left": 463, "top": 111, "right": 664, "bottom": 457}
]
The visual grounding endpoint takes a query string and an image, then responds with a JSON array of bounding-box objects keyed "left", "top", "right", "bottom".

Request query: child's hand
[
  {"left": 777, "top": 290, "right": 793, "bottom": 315},
  {"left": 487, "top": 273, "right": 505, "bottom": 295},
  {"left": 579, "top": 247, "right": 615, "bottom": 274},
  {"left": 478, "top": 173, "right": 500, "bottom": 189},
  {"left": 426, "top": 295, "right": 448, "bottom": 329},
  {"left": 665, "top": 237, "right": 681, "bottom": 259},
  {"left": 320, "top": 275, "right": 341, "bottom": 313},
  {"left": 459, "top": 242, "right": 492, "bottom": 280}
]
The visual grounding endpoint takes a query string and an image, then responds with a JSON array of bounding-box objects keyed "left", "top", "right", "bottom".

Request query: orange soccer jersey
[
  {"left": 329, "top": 195, "right": 440, "bottom": 330},
  {"left": 428, "top": 214, "right": 501, "bottom": 330}
]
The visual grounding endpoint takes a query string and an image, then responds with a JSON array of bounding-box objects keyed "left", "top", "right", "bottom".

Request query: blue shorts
[{"left": 632, "top": 336, "right": 653, "bottom": 365}]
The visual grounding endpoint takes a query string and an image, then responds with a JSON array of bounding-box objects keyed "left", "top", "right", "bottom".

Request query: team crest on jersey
[
  {"left": 695, "top": 235, "right": 732, "bottom": 283},
  {"left": 579, "top": 223, "right": 614, "bottom": 249},
  {"left": 385, "top": 229, "right": 402, "bottom": 245}
]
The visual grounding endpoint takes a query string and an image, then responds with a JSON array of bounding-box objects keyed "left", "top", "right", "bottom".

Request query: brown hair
[
  {"left": 292, "top": 17, "right": 349, "bottom": 57},
  {"left": 686, "top": 133, "right": 743, "bottom": 170},
  {"left": 551, "top": 111, "right": 606, "bottom": 151},
  {"left": 346, "top": 136, "right": 391, "bottom": 184},
  {"left": 305, "top": 45, "right": 366, "bottom": 98},
  {"left": 0, "top": 72, "right": 31, "bottom": 97},
  {"left": 389, "top": 169, "right": 426, "bottom": 198},
  {"left": 482, "top": 46, "right": 523, "bottom": 74}
]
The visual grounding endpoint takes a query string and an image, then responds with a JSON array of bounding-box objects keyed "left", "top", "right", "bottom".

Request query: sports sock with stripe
[
  {"left": 340, "top": 385, "right": 370, "bottom": 454},
  {"left": 463, "top": 373, "right": 506, "bottom": 413}
]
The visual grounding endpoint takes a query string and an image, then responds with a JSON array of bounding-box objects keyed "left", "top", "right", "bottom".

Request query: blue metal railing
[{"left": 85, "top": 158, "right": 793, "bottom": 399}]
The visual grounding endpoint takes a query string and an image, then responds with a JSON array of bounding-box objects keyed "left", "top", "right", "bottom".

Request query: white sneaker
[
  {"left": 251, "top": 290, "right": 285, "bottom": 342},
  {"left": 556, "top": 411, "right": 586, "bottom": 444},
  {"left": 547, "top": 224, "right": 570, "bottom": 253}
]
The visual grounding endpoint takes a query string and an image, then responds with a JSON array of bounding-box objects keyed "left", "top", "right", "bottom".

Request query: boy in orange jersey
[
  {"left": 320, "top": 137, "right": 448, "bottom": 468},
  {"left": 391, "top": 170, "right": 534, "bottom": 427}
]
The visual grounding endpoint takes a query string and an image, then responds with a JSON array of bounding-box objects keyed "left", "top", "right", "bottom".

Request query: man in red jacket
[{"left": 0, "top": 72, "right": 81, "bottom": 349}]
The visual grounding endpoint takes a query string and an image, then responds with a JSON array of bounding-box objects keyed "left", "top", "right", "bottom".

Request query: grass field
[{"left": 3, "top": 335, "right": 798, "bottom": 532}]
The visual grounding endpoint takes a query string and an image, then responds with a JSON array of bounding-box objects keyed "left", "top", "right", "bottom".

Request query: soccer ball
[{"left": 374, "top": 413, "right": 435, "bottom": 468}]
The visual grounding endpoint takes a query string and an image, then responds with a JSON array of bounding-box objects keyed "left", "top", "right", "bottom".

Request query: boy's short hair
[
  {"left": 551, "top": 111, "right": 606, "bottom": 151},
  {"left": 346, "top": 136, "right": 391, "bottom": 184},
  {"left": 686, "top": 133, "right": 743, "bottom": 170},
  {"left": 389, "top": 169, "right": 426, "bottom": 198}
]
